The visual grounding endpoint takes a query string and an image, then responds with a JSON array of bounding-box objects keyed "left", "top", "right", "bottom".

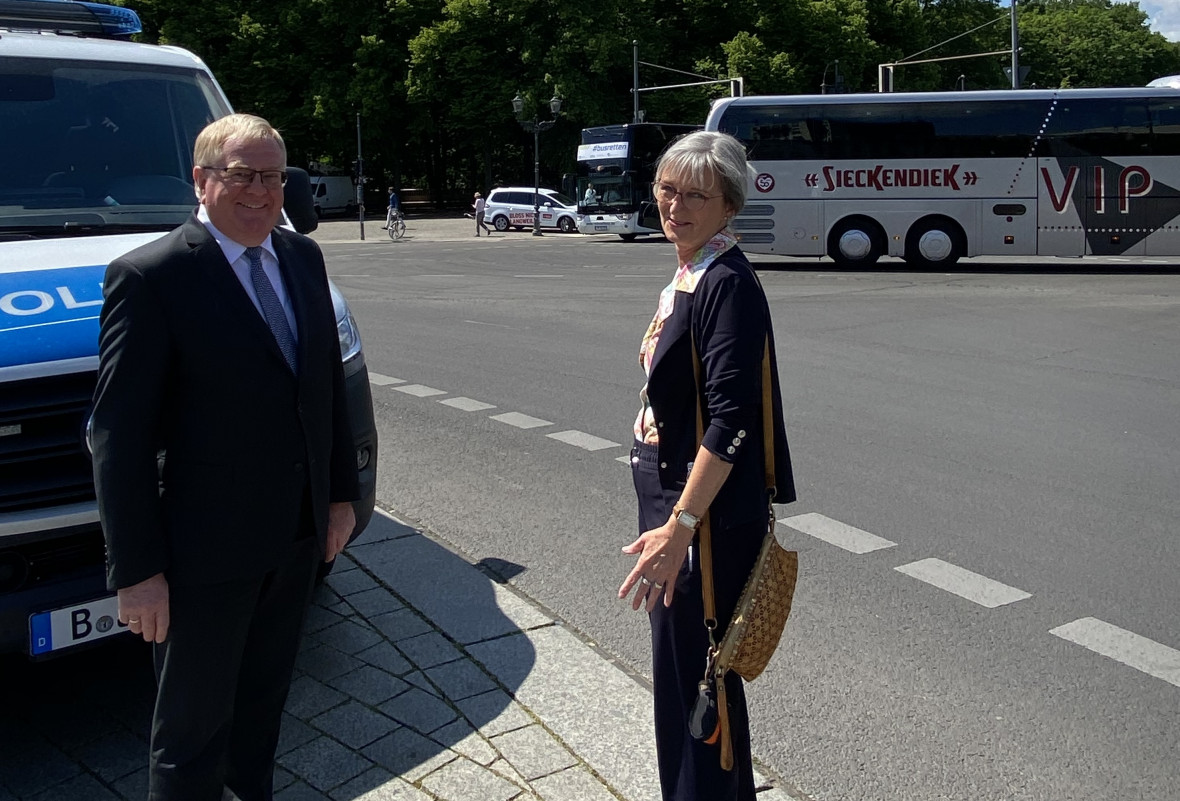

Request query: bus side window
[
  {"left": 1148, "top": 100, "right": 1180, "bottom": 156},
  {"left": 1046, "top": 98, "right": 1150, "bottom": 157}
]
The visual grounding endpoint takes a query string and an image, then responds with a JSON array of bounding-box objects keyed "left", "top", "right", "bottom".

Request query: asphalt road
[{"left": 318, "top": 218, "right": 1180, "bottom": 801}]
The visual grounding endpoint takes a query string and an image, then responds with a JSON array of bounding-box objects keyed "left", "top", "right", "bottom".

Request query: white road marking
[
  {"left": 1050, "top": 617, "right": 1180, "bottom": 688},
  {"left": 368, "top": 373, "right": 405, "bottom": 386},
  {"left": 546, "top": 430, "right": 622, "bottom": 451},
  {"left": 895, "top": 558, "right": 1032, "bottom": 608},
  {"left": 439, "top": 397, "right": 496, "bottom": 412},
  {"left": 393, "top": 384, "right": 447, "bottom": 398},
  {"left": 463, "top": 320, "right": 518, "bottom": 329},
  {"left": 490, "top": 412, "right": 552, "bottom": 429},
  {"left": 616, "top": 455, "right": 633, "bottom": 465},
  {"left": 515, "top": 274, "right": 564, "bottom": 279},
  {"left": 781, "top": 512, "right": 896, "bottom": 554}
]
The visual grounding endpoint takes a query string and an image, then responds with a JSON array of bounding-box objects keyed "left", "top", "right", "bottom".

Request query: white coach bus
[{"left": 706, "top": 89, "right": 1180, "bottom": 266}]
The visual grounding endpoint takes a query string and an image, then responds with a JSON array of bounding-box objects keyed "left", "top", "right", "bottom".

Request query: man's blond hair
[{"left": 193, "top": 113, "right": 287, "bottom": 171}]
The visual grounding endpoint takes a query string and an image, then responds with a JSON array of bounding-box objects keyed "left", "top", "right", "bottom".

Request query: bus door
[{"left": 1036, "top": 158, "right": 1086, "bottom": 257}]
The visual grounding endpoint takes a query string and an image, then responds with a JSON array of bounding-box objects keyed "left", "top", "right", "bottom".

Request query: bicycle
[{"left": 385, "top": 208, "right": 406, "bottom": 240}]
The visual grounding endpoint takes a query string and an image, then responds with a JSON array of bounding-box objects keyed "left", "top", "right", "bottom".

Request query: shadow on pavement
[{"left": 0, "top": 511, "right": 539, "bottom": 800}]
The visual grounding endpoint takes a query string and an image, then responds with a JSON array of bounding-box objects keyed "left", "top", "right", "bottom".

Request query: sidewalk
[
  {"left": 307, "top": 216, "right": 583, "bottom": 244},
  {"left": 266, "top": 508, "right": 796, "bottom": 800},
  {"left": 0, "top": 508, "right": 796, "bottom": 801}
]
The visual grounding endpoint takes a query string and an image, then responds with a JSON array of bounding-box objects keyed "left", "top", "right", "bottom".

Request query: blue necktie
[{"left": 245, "top": 246, "right": 297, "bottom": 373}]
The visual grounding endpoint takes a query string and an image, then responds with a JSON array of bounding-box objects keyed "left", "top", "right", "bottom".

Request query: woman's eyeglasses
[
  {"left": 201, "top": 167, "right": 288, "bottom": 188},
  {"left": 652, "top": 182, "right": 720, "bottom": 211}
]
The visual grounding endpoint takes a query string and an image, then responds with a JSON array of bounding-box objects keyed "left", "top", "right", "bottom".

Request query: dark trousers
[
  {"left": 148, "top": 535, "right": 320, "bottom": 801},
  {"left": 632, "top": 441, "right": 761, "bottom": 801}
]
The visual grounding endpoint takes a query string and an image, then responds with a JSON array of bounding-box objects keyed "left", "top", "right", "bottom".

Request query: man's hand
[
  {"left": 325, "top": 502, "right": 356, "bottom": 562},
  {"left": 118, "top": 572, "right": 170, "bottom": 643}
]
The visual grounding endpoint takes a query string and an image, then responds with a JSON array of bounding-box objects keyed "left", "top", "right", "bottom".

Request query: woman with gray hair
[{"left": 618, "top": 131, "right": 795, "bottom": 800}]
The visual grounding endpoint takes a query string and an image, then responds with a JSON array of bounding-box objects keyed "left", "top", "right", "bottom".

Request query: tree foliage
[{"left": 123, "top": 0, "right": 1180, "bottom": 204}]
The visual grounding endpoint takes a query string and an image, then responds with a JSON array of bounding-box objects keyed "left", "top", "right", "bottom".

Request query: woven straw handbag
[{"left": 690, "top": 335, "right": 799, "bottom": 770}]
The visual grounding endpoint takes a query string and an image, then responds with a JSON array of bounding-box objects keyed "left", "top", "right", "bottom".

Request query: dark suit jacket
[
  {"left": 645, "top": 246, "right": 795, "bottom": 532},
  {"left": 92, "top": 215, "right": 360, "bottom": 589}
]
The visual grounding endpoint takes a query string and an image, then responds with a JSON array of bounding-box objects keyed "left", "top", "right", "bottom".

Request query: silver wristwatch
[{"left": 673, "top": 505, "right": 702, "bottom": 531}]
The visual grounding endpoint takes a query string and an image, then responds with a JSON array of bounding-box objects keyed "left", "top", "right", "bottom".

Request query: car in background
[{"left": 484, "top": 187, "right": 578, "bottom": 233}]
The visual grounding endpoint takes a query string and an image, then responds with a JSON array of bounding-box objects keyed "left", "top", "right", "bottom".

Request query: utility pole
[
  {"left": 1010, "top": 0, "right": 1020, "bottom": 89},
  {"left": 355, "top": 112, "right": 365, "bottom": 240},
  {"left": 632, "top": 41, "right": 640, "bottom": 124}
]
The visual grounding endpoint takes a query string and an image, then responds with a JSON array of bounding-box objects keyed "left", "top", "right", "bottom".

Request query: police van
[{"left": 0, "top": 0, "right": 378, "bottom": 657}]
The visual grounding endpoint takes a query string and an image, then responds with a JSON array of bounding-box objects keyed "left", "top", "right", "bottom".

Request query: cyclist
[{"left": 383, "top": 186, "right": 400, "bottom": 229}]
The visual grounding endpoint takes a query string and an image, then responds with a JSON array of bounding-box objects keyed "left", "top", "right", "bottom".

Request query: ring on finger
[
  {"left": 652, "top": 582, "right": 665, "bottom": 590},
  {"left": 639, "top": 577, "right": 652, "bottom": 587}
]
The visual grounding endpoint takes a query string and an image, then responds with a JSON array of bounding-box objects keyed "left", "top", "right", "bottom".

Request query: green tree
[
  {"left": 1019, "top": 0, "right": 1180, "bottom": 87},
  {"left": 122, "top": 0, "right": 1180, "bottom": 206}
]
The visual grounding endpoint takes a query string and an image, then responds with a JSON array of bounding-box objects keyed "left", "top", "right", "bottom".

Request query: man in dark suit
[{"left": 91, "top": 113, "right": 359, "bottom": 801}]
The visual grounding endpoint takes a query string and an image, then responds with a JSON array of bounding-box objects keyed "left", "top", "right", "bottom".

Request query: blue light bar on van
[{"left": 0, "top": 0, "right": 143, "bottom": 38}]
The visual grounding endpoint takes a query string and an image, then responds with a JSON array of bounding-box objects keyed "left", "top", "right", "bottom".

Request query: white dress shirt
[{"left": 197, "top": 206, "right": 299, "bottom": 343}]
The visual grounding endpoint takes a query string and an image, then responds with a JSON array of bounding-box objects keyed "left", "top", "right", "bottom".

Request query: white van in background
[{"left": 309, "top": 175, "right": 357, "bottom": 217}]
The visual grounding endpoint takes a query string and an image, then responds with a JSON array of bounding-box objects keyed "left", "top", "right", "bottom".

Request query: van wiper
[{"left": 0, "top": 222, "right": 175, "bottom": 240}]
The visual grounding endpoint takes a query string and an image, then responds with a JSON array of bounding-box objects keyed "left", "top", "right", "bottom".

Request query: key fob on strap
[{"left": 689, "top": 679, "right": 720, "bottom": 743}]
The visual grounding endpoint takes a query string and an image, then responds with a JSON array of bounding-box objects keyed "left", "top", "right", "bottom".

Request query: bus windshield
[
  {"left": 0, "top": 58, "right": 229, "bottom": 237},
  {"left": 579, "top": 170, "right": 633, "bottom": 211}
]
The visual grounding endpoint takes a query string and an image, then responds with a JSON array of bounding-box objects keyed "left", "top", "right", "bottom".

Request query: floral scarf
[{"left": 634, "top": 229, "right": 738, "bottom": 442}]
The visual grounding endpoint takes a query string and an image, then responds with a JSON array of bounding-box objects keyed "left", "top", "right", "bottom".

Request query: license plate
[
  {"left": 29, "top": 595, "right": 129, "bottom": 655},
  {"left": 594, "top": 224, "right": 608, "bottom": 232}
]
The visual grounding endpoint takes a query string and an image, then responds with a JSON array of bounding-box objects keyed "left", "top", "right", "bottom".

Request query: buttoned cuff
[{"left": 702, "top": 424, "right": 752, "bottom": 463}]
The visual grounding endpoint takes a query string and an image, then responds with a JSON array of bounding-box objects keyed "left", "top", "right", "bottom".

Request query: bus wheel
[
  {"left": 493, "top": 215, "right": 510, "bottom": 232},
  {"left": 828, "top": 217, "right": 883, "bottom": 267},
  {"left": 619, "top": 233, "right": 639, "bottom": 242},
  {"left": 905, "top": 217, "right": 963, "bottom": 269}
]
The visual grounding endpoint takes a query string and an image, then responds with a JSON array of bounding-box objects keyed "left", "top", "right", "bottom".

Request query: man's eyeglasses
[
  {"left": 201, "top": 166, "right": 288, "bottom": 188},
  {"left": 652, "top": 182, "right": 720, "bottom": 211}
]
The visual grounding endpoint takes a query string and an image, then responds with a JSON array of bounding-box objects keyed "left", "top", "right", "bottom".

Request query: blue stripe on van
[{"left": 0, "top": 264, "right": 107, "bottom": 369}]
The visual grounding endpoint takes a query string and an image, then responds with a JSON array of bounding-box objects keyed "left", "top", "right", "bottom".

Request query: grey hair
[
  {"left": 193, "top": 113, "right": 287, "bottom": 172},
  {"left": 654, "top": 130, "right": 751, "bottom": 214}
]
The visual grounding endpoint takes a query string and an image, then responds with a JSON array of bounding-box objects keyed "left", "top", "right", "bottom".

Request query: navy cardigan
[{"left": 644, "top": 246, "right": 795, "bottom": 532}]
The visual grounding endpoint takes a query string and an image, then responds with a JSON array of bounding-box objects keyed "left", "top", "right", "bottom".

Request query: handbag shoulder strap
[{"left": 691, "top": 331, "right": 775, "bottom": 636}]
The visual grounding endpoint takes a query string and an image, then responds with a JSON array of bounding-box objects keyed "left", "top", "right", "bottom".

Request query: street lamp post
[{"left": 512, "top": 93, "right": 562, "bottom": 237}]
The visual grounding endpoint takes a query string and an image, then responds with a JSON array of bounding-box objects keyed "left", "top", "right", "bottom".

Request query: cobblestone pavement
[{"left": 0, "top": 510, "right": 794, "bottom": 801}]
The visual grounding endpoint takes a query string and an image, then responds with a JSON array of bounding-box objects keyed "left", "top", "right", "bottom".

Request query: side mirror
[{"left": 283, "top": 167, "right": 318, "bottom": 234}]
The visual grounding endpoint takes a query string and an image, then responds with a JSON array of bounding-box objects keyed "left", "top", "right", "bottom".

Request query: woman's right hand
[{"left": 619, "top": 518, "right": 692, "bottom": 612}]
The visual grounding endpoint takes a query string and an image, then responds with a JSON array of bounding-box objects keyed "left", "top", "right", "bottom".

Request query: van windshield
[{"left": 0, "top": 57, "right": 230, "bottom": 239}]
